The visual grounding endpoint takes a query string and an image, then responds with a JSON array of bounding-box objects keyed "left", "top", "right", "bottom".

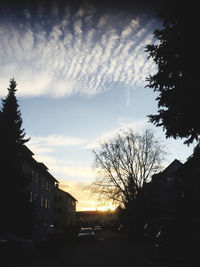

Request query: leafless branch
[{"left": 89, "top": 128, "right": 166, "bottom": 206}]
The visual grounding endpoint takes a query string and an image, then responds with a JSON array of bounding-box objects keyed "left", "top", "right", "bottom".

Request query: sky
[{"left": 0, "top": 0, "right": 195, "bottom": 211}]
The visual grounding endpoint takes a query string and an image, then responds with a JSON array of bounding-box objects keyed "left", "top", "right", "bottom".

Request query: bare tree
[{"left": 90, "top": 128, "right": 166, "bottom": 207}]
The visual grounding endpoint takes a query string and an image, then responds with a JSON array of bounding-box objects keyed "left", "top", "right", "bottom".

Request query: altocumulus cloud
[
  {"left": 85, "top": 118, "right": 148, "bottom": 149},
  {"left": 27, "top": 134, "right": 92, "bottom": 179},
  {"left": 30, "top": 134, "right": 86, "bottom": 147},
  {"left": 0, "top": 1, "right": 158, "bottom": 98},
  {"left": 27, "top": 134, "right": 87, "bottom": 155}
]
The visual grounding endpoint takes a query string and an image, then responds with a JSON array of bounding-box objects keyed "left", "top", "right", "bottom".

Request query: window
[
  {"left": 41, "top": 197, "right": 44, "bottom": 207},
  {"left": 45, "top": 198, "right": 48, "bottom": 209},
  {"left": 32, "top": 170, "right": 39, "bottom": 184},
  {"left": 34, "top": 193, "right": 37, "bottom": 201}
]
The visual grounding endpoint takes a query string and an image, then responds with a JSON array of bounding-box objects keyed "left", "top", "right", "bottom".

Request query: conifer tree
[
  {"left": 1, "top": 78, "right": 29, "bottom": 147},
  {"left": 145, "top": 2, "right": 199, "bottom": 145},
  {"left": 0, "top": 78, "right": 35, "bottom": 237}
]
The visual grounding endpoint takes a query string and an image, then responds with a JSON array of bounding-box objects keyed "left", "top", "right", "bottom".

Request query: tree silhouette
[
  {"left": 1, "top": 78, "right": 30, "bottom": 146},
  {"left": 145, "top": 2, "right": 199, "bottom": 145},
  {"left": 89, "top": 128, "right": 166, "bottom": 237},
  {"left": 0, "top": 78, "right": 35, "bottom": 237},
  {"left": 90, "top": 129, "right": 165, "bottom": 206}
]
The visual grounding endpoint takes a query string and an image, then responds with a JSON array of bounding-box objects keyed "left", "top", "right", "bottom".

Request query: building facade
[
  {"left": 20, "top": 145, "right": 58, "bottom": 225},
  {"left": 20, "top": 145, "right": 77, "bottom": 227},
  {"left": 144, "top": 159, "right": 183, "bottom": 219},
  {"left": 54, "top": 187, "right": 77, "bottom": 228}
]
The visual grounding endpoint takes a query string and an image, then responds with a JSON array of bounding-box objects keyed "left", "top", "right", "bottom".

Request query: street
[
  {"left": 4, "top": 229, "right": 192, "bottom": 267},
  {"left": 5, "top": 230, "right": 156, "bottom": 267},
  {"left": 59, "top": 230, "right": 148, "bottom": 267}
]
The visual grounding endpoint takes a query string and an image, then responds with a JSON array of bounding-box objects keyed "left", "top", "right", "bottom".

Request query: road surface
[{"left": 3, "top": 229, "right": 188, "bottom": 267}]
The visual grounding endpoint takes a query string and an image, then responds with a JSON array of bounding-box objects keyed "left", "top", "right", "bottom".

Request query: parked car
[
  {"left": 0, "top": 232, "right": 36, "bottom": 260},
  {"left": 144, "top": 222, "right": 160, "bottom": 242},
  {"left": 143, "top": 217, "right": 176, "bottom": 243},
  {"left": 32, "top": 224, "right": 54, "bottom": 244},
  {"left": 77, "top": 227, "right": 94, "bottom": 241},
  {"left": 154, "top": 221, "right": 182, "bottom": 249},
  {"left": 94, "top": 226, "right": 102, "bottom": 232},
  {"left": 117, "top": 224, "right": 125, "bottom": 232}
]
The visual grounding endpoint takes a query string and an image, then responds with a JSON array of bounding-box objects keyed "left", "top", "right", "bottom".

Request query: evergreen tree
[
  {"left": 1, "top": 78, "right": 29, "bottom": 146},
  {"left": 0, "top": 78, "right": 35, "bottom": 237},
  {"left": 145, "top": 2, "right": 199, "bottom": 145}
]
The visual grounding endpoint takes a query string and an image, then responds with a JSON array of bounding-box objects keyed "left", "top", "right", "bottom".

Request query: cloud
[
  {"left": 51, "top": 163, "right": 94, "bottom": 179},
  {"left": 27, "top": 134, "right": 87, "bottom": 165},
  {"left": 58, "top": 179, "right": 116, "bottom": 211},
  {"left": 57, "top": 180, "right": 93, "bottom": 210},
  {"left": 0, "top": 4, "right": 158, "bottom": 98},
  {"left": 26, "top": 146, "right": 95, "bottom": 178},
  {"left": 29, "top": 134, "right": 86, "bottom": 148},
  {"left": 26, "top": 134, "right": 95, "bottom": 189},
  {"left": 86, "top": 118, "right": 148, "bottom": 149}
]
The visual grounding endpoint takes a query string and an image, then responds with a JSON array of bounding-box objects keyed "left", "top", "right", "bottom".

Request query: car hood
[{"left": 78, "top": 233, "right": 93, "bottom": 237}]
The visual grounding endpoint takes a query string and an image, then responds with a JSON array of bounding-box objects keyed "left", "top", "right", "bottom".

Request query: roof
[
  {"left": 37, "top": 162, "right": 48, "bottom": 171},
  {"left": 174, "top": 144, "right": 200, "bottom": 175},
  {"left": 56, "top": 188, "right": 78, "bottom": 202},
  {"left": 21, "top": 145, "right": 59, "bottom": 183},
  {"left": 162, "top": 159, "right": 183, "bottom": 176},
  {"left": 21, "top": 145, "right": 34, "bottom": 157}
]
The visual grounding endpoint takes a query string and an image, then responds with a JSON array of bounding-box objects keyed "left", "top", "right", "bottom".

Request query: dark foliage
[
  {"left": 118, "top": 189, "right": 147, "bottom": 240},
  {"left": 176, "top": 144, "right": 200, "bottom": 221},
  {"left": 145, "top": 1, "right": 199, "bottom": 145},
  {"left": 0, "top": 78, "right": 35, "bottom": 237}
]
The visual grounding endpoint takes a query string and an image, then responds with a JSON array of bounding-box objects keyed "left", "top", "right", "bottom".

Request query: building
[
  {"left": 20, "top": 145, "right": 77, "bottom": 227},
  {"left": 172, "top": 144, "right": 200, "bottom": 221},
  {"left": 54, "top": 187, "right": 77, "bottom": 228},
  {"left": 20, "top": 145, "right": 58, "bottom": 225},
  {"left": 76, "top": 210, "right": 119, "bottom": 228},
  {"left": 144, "top": 159, "right": 183, "bottom": 218}
]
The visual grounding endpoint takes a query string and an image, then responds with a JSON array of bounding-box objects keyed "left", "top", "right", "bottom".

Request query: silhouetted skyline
[{"left": 0, "top": 0, "right": 194, "bottom": 210}]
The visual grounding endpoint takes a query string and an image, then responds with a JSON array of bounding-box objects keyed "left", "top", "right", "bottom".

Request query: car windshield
[{"left": 80, "top": 228, "right": 92, "bottom": 233}]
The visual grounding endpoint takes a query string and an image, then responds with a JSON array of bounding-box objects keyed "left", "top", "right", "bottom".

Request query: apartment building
[
  {"left": 19, "top": 145, "right": 77, "bottom": 226},
  {"left": 54, "top": 187, "right": 77, "bottom": 228},
  {"left": 20, "top": 145, "right": 58, "bottom": 225}
]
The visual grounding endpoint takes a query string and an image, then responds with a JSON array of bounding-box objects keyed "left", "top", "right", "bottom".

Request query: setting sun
[
  {"left": 95, "top": 205, "right": 116, "bottom": 211},
  {"left": 76, "top": 201, "right": 117, "bottom": 212}
]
